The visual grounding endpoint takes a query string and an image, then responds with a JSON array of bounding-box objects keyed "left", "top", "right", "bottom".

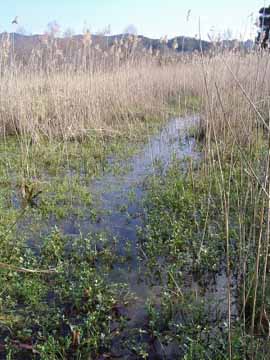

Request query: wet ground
[
  {"left": 80, "top": 116, "right": 198, "bottom": 286},
  {"left": 87, "top": 116, "right": 199, "bottom": 358},
  {"left": 63, "top": 115, "right": 237, "bottom": 358},
  {"left": 10, "top": 115, "right": 238, "bottom": 358}
]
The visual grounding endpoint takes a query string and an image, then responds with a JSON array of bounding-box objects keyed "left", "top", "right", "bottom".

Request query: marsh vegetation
[{"left": 0, "top": 32, "right": 270, "bottom": 359}]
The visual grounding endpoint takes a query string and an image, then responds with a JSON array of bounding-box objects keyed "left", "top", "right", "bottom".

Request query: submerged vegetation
[{"left": 0, "top": 30, "right": 270, "bottom": 359}]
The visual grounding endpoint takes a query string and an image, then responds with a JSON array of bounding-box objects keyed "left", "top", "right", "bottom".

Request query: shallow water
[
  {"left": 12, "top": 115, "right": 239, "bottom": 358},
  {"left": 61, "top": 115, "right": 238, "bottom": 314},
  {"left": 81, "top": 115, "right": 238, "bottom": 353},
  {"left": 85, "top": 115, "right": 199, "bottom": 358},
  {"left": 79, "top": 116, "right": 198, "bottom": 280}
]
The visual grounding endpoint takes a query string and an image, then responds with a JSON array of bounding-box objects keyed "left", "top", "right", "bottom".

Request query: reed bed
[
  {"left": 0, "top": 33, "right": 200, "bottom": 141},
  {"left": 200, "top": 51, "right": 270, "bottom": 358}
]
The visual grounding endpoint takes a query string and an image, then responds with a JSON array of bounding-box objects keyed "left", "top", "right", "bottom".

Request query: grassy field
[{"left": 1, "top": 34, "right": 270, "bottom": 359}]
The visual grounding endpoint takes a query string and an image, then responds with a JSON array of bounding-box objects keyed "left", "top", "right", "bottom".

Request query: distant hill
[
  {"left": 0, "top": 32, "right": 211, "bottom": 55},
  {"left": 0, "top": 33, "right": 253, "bottom": 65}
]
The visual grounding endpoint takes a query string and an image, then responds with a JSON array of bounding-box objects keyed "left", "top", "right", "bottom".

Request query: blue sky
[{"left": 0, "top": 0, "right": 267, "bottom": 39}]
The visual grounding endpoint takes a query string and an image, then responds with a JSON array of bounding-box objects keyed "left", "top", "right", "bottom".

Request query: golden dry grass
[
  {"left": 0, "top": 62, "right": 199, "bottom": 140},
  {"left": 0, "top": 34, "right": 203, "bottom": 140},
  {"left": 0, "top": 33, "right": 268, "bottom": 147}
]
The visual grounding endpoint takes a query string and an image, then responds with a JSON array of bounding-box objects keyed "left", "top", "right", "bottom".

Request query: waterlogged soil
[
  {"left": 2, "top": 116, "right": 239, "bottom": 358},
  {"left": 63, "top": 116, "right": 237, "bottom": 358}
]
